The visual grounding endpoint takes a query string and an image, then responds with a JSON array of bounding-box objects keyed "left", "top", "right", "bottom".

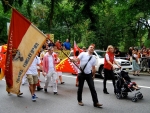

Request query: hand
[
  {"left": 118, "top": 65, "right": 121, "bottom": 69},
  {"left": 70, "top": 59, "right": 74, "bottom": 62},
  {"left": 92, "top": 76, "right": 95, "bottom": 79},
  {"left": 112, "top": 65, "right": 116, "bottom": 70},
  {"left": 42, "top": 72, "right": 46, "bottom": 76}
]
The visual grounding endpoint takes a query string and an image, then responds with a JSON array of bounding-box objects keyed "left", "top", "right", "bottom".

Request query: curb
[{"left": 129, "top": 72, "right": 150, "bottom": 76}]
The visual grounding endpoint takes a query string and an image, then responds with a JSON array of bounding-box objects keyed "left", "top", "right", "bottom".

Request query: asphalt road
[{"left": 0, "top": 73, "right": 150, "bottom": 113}]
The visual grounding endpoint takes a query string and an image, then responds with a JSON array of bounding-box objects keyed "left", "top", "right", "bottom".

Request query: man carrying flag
[
  {"left": 5, "top": 8, "right": 46, "bottom": 95},
  {"left": 71, "top": 44, "right": 103, "bottom": 108}
]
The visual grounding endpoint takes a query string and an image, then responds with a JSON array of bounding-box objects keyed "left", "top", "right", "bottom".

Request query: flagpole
[
  {"left": 60, "top": 48, "right": 82, "bottom": 72},
  {"left": 3, "top": 0, "right": 13, "bottom": 9},
  {"left": 3, "top": 0, "right": 82, "bottom": 72}
]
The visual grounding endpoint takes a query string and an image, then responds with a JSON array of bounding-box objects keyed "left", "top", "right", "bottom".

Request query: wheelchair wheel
[{"left": 132, "top": 97, "right": 137, "bottom": 102}]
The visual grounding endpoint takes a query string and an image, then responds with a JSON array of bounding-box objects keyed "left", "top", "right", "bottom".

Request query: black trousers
[
  {"left": 77, "top": 73, "right": 98, "bottom": 104},
  {"left": 103, "top": 68, "right": 116, "bottom": 90}
]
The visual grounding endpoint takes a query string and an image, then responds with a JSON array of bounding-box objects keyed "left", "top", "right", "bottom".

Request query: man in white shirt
[
  {"left": 71, "top": 44, "right": 103, "bottom": 108},
  {"left": 26, "top": 55, "right": 42, "bottom": 102}
]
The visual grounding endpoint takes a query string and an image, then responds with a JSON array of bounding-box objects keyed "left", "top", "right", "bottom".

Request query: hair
[
  {"left": 106, "top": 45, "right": 113, "bottom": 52},
  {"left": 75, "top": 51, "right": 79, "bottom": 56},
  {"left": 134, "top": 48, "right": 138, "bottom": 52},
  {"left": 48, "top": 46, "right": 54, "bottom": 50},
  {"left": 90, "top": 44, "right": 95, "bottom": 48}
]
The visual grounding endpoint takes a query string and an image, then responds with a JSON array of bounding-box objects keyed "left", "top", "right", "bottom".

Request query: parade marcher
[
  {"left": 22, "top": 74, "right": 27, "bottom": 85},
  {"left": 26, "top": 55, "right": 43, "bottom": 101},
  {"left": 56, "top": 53, "right": 65, "bottom": 84},
  {"left": 57, "top": 71, "right": 65, "bottom": 84},
  {"left": 73, "top": 50, "right": 80, "bottom": 87},
  {"left": 48, "top": 40, "right": 55, "bottom": 47},
  {"left": 132, "top": 48, "right": 140, "bottom": 76},
  {"left": 36, "top": 51, "right": 43, "bottom": 91},
  {"left": 42, "top": 47, "right": 60, "bottom": 95},
  {"left": 82, "top": 47, "right": 86, "bottom": 52},
  {"left": 71, "top": 44, "right": 103, "bottom": 107},
  {"left": 103, "top": 45, "right": 121, "bottom": 94}
]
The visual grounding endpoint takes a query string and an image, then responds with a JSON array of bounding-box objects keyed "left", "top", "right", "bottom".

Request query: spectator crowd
[{"left": 114, "top": 46, "right": 150, "bottom": 73}]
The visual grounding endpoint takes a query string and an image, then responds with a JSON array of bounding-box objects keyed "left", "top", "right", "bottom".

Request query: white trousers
[{"left": 44, "top": 71, "right": 57, "bottom": 92}]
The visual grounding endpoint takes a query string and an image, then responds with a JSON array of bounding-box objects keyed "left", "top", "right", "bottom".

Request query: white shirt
[
  {"left": 48, "top": 55, "right": 55, "bottom": 72},
  {"left": 78, "top": 52, "right": 96, "bottom": 74},
  {"left": 26, "top": 56, "right": 40, "bottom": 75},
  {"left": 133, "top": 54, "right": 138, "bottom": 58}
]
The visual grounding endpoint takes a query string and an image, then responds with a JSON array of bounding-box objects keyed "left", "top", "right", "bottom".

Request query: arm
[
  {"left": 71, "top": 52, "right": 83, "bottom": 62},
  {"left": 105, "top": 53, "right": 121, "bottom": 69},
  {"left": 71, "top": 57, "right": 80, "bottom": 63},
  {"left": 92, "top": 66, "right": 96, "bottom": 79},
  {"left": 37, "top": 63, "right": 43, "bottom": 71},
  {"left": 42, "top": 56, "right": 46, "bottom": 76},
  {"left": 114, "top": 60, "right": 121, "bottom": 68}
]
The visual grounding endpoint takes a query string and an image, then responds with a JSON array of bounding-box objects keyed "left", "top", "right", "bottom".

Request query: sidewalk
[{"left": 129, "top": 72, "right": 150, "bottom": 76}]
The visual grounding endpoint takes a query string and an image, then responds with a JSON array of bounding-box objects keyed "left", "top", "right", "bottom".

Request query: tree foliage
[{"left": 0, "top": 0, "right": 150, "bottom": 51}]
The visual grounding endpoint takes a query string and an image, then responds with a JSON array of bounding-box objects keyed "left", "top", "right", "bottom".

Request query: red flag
[
  {"left": 73, "top": 41, "right": 83, "bottom": 56},
  {"left": 56, "top": 58, "right": 78, "bottom": 73},
  {"left": 5, "top": 8, "right": 46, "bottom": 94}
]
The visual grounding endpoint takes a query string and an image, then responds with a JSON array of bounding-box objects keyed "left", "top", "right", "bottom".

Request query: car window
[{"left": 95, "top": 51, "right": 106, "bottom": 58}]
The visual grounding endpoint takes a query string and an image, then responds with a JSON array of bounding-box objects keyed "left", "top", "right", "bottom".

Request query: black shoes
[
  {"left": 94, "top": 103, "right": 103, "bottom": 108},
  {"left": 61, "top": 82, "right": 65, "bottom": 84},
  {"left": 103, "top": 88, "right": 109, "bottom": 94},
  {"left": 78, "top": 101, "right": 103, "bottom": 107},
  {"left": 114, "top": 89, "right": 117, "bottom": 94},
  {"left": 54, "top": 92, "right": 58, "bottom": 95},
  {"left": 37, "top": 86, "right": 43, "bottom": 91},
  {"left": 44, "top": 88, "right": 47, "bottom": 92}
]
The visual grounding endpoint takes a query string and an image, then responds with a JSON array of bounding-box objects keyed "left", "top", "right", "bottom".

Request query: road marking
[
  {"left": 62, "top": 75, "right": 150, "bottom": 89},
  {"left": 2, "top": 75, "right": 150, "bottom": 89}
]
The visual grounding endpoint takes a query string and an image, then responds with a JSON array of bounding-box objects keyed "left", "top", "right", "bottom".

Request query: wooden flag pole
[
  {"left": 3, "top": 0, "right": 13, "bottom": 8},
  {"left": 59, "top": 48, "right": 82, "bottom": 72},
  {"left": 3, "top": 0, "right": 82, "bottom": 72}
]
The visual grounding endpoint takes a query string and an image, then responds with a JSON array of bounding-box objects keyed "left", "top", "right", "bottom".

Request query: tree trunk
[
  {"left": 148, "top": 29, "right": 150, "bottom": 39},
  {"left": 49, "top": 0, "right": 55, "bottom": 31}
]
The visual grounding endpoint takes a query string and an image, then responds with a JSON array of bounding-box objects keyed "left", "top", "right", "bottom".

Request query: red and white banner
[
  {"left": 56, "top": 58, "right": 78, "bottom": 74},
  {"left": 73, "top": 41, "right": 83, "bottom": 56},
  {"left": 5, "top": 8, "right": 46, "bottom": 94}
]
